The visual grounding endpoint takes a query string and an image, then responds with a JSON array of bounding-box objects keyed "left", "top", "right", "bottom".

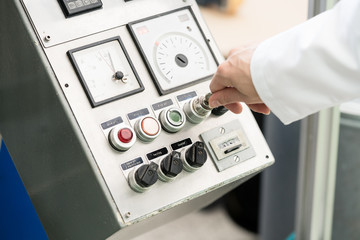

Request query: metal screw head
[
  {"left": 121, "top": 77, "right": 128, "bottom": 83},
  {"left": 219, "top": 127, "right": 226, "bottom": 134},
  {"left": 234, "top": 155, "right": 240, "bottom": 162},
  {"left": 125, "top": 212, "right": 131, "bottom": 218}
]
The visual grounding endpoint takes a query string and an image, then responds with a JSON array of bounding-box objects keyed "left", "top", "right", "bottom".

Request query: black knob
[
  {"left": 161, "top": 151, "right": 183, "bottom": 177},
  {"left": 185, "top": 141, "right": 207, "bottom": 168},
  {"left": 114, "top": 71, "right": 124, "bottom": 80},
  {"left": 134, "top": 162, "right": 158, "bottom": 188},
  {"left": 211, "top": 106, "right": 228, "bottom": 116}
]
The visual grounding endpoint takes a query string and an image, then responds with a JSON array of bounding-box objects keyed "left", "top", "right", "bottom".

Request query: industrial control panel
[{"left": 0, "top": 0, "right": 274, "bottom": 239}]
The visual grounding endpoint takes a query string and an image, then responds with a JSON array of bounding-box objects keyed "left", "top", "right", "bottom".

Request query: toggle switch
[
  {"left": 181, "top": 141, "right": 208, "bottom": 172},
  {"left": 183, "top": 93, "right": 212, "bottom": 124},
  {"left": 159, "top": 107, "right": 186, "bottom": 133},
  {"left": 211, "top": 106, "right": 229, "bottom": 116},
  {"left": 109, "top": 125, "right": 136, "bottom": 151},
  {"left": 134, "top": 116, "right": 161, "bottom": 142},
  {"left": 158, "top": 151, "right": 183, "bottom": 182},
  {"left": 128, "top": 162, "right": 159, "bottom": 193}
]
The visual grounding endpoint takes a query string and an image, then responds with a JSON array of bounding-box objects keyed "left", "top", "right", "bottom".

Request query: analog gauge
[
  {"left": 154, "top": 32, "right": 209, "bottom": 86},
  {"left": 128, "top": 8, "right": 218, "bottom": 95},
  {"left": 68, "top": 37, "right": 144, "bottom": 107}
]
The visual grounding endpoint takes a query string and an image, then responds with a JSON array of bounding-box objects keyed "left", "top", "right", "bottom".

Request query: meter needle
[
  {"left": 99, "top": 51, "right": 115, "bottom": 74},
  {"left": 107, "top": 51, "right": 116, "bottom": 74}
]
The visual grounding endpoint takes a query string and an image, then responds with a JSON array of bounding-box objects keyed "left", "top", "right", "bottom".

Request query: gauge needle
[
  {"left": 107, "top": 52, "right": 116, "bottom": 73},
  {"left": 99, "top": 52, "right": 115, "bottom": 73}
]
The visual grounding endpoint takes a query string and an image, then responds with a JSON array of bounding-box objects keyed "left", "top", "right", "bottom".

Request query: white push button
[{"left": 135, "top": 116, "right": 161, "bottom": 142}]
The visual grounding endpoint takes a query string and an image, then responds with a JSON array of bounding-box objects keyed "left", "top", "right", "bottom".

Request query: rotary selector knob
[
  {"left": 183, "top": 93, "right": 212, "bottom": 124},
  {"left": 181, "top": 141, "right": 208, "bottom": 172},
  {"left": 134, "top": 116, "right": 161, "bottom": 142},
  {"left": 128, "top": 162, "right": 159, "bottom": 193},
  {"left": 159, "top": 107, "right": 186, "bottom": 133},
  {"left": 158, "top": 151, "right": 183, "bottom": 182},
  {"left": 108, "top": 125, "right": 136, "bottom": 151}
]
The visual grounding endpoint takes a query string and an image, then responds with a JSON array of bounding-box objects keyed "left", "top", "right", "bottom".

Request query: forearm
[{"left": 251, "top": 0, "right": 360, "bottom": 124}]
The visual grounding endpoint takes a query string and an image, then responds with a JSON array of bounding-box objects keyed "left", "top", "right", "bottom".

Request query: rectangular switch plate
[{"left": 201, "top": 119, "right": 256, "bottom": 172}]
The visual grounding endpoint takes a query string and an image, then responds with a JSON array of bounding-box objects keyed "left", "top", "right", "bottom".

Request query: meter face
[
  {"left": 68, "top": 37, "right": 144, "bottom": 107},
  {"left": 128, "top": 7, "right": 218, "bottom": 95}
]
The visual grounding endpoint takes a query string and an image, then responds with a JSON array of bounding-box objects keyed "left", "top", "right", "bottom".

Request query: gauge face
[
  {"left": 68, "top": 37, "right": 144, "bottom": 107},
  {"left": 128, "top": 7, "right": 218, "bottom": 95},
  {"left": 154, "top": 33, "right": 209, "bottom": 88}
]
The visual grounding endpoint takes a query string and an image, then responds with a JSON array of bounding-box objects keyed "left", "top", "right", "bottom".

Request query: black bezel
[
  {"left": 67, "top": 36, "right": 144, "bottom": 108},
  {"left": 127, "top": 7, "right": 219, "bottom": 96}
]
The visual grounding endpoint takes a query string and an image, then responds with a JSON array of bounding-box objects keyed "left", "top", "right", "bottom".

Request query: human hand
[{"left": 209, "top": 44, "right": 270, "bottom": 115}]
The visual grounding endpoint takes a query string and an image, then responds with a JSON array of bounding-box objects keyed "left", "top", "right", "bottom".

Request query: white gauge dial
[
  {"left": 128, "top": 8, "right": 218, "bottom": 94},
  {"left": 154, "top": 33, "right": 209, "bottom": 89},
  {"left": 70, "top": 38, "right": 143, "bottom": 107}
]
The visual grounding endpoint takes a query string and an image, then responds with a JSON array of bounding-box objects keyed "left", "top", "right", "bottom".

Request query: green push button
[{"left": 169, "top": 110, "right": 181, "bottom": 123}]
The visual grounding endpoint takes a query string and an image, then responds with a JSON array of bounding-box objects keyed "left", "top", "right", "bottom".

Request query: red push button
[
  {"left": 109, "top": 125, "right": 136, "bottom": 151},
  {"left": 118, "top": 128, "right": 133, "bottom": 143}
]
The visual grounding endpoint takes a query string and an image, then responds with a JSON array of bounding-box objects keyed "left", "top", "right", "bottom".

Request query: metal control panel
[{"left": 0, "top": 0, "right": 274, "bottom": 239}]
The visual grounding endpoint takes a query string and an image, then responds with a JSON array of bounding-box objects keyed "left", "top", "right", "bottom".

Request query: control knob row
[{"left": 128, "top": 141, "right": 208, "bottom": 192}]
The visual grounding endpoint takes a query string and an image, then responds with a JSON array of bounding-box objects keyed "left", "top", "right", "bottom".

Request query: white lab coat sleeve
[{"left": 250, "top": 0, "right": 360, "bottom": 125}]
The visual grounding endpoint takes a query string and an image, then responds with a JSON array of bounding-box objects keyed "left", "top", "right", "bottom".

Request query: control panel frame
[{"left": 4, "top": 0, "right": 276, "bottom": 238}]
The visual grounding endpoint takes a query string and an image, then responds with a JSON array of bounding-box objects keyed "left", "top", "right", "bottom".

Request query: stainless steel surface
[{"left": 1, "top": 0, "right": 274, "bottom": 239}]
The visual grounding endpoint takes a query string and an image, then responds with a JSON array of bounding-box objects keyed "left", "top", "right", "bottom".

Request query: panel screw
[
  {"left": 234, "top": 155, "right": 240, "bottom": 162},
  {"left": 44, "top": 35, "right": 51, "bottom": 42},
  {"left": 219, "top": 127, "right": 225, "bottom": 134},
  {"left": 125, "top": 212, "right": 131, "bottom": 218}
]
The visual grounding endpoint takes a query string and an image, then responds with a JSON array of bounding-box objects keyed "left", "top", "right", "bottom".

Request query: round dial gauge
[
  {"left": 154, "top": 32, "right": 210, "bottom": 90},
  {"left": 69, "top": 38, "right": 143, "bottom": 107}
]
